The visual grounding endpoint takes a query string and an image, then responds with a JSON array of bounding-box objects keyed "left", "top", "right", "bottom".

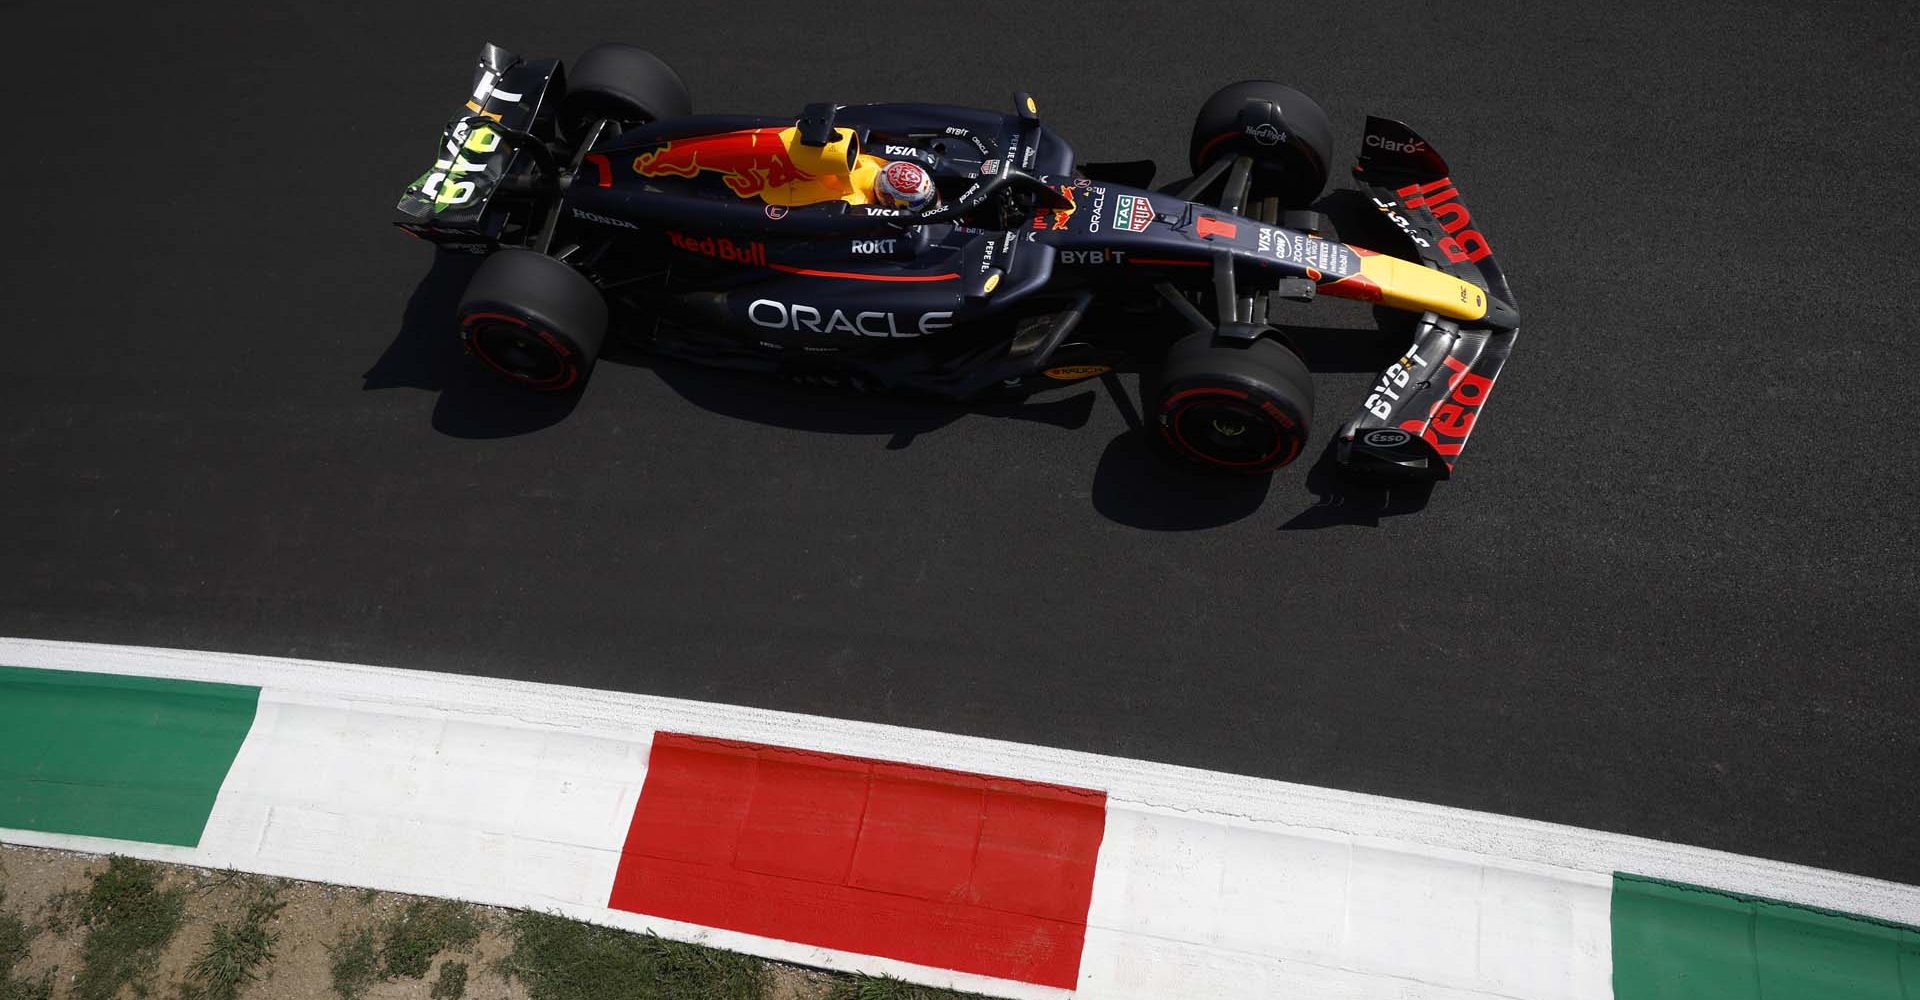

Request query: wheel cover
[
  {"left": 1162, "top": 386, "right": 1301, "bottom": 470},
  {"left": 464, "top": 314, "right": 577, "bottom": 390}
]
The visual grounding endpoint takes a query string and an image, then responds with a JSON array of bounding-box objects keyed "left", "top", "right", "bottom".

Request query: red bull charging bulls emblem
[{"left": 632, "top": 128, "right": 818, "bottom": 200}]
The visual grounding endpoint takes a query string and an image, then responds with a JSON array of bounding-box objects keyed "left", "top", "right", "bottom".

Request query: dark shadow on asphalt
[
  {"left": 1091, "top": 430, "right": 1273, "bottom": 529},
  {"left": 362, "top": 251, "right": 583, "bottom": 439},
  {"left": 1280, "top": 439, "right": 1435, "bottom": 529},
  {"left": 649, "top": 358, "right": 1098, "bottom": 446},
  {"left": 1087, "top": 370, "right": 1272, "bottom": 529}
]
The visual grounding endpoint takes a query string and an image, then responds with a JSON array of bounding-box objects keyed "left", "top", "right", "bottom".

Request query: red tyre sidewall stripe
[
  {"left": 1159, "top": 385, "right": 1300, "bottom": 470},
  {"left": 462, "top": 312, "right": 579, "bottom": 391},
  {"left": 1195, "top": 131, "right": 1240, "bottom": 166}
]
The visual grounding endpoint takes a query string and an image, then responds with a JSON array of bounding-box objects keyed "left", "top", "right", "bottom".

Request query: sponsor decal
[
  {"left": 633, "top": 128, "right": 815, "bottom": 200},
  {"left": 1031, "top": 185, "right": 1078, "bottom": 231},
  {"left": 1362, "top": 428, "right": 1412, "bottom": 448},
  {"left": 1057, "top": 249, "right": 1125, "bottom": 265},
  {"left": 1394, "top": 178, "right": 1492, "bottom": 264},
  {"left": 764, "top": 204, "right": 789, "bottom": 220},
  {"left": 1022, "top": 144, "right": 1037, "bottom": 169},
  {"left": 1195, "top": 216, "right": 1238, "bottom": 240},
  {"left": 747, "top": 299, "right": 954, "bottom": 338},
  {"left": 414, "top": 121, "right": 503, "bottom": 212},
  {"left": 1363, "top": 346, "right": 1426, "bottom": 421},
  {"left": 462, "top": 66, "right": 523, "bottom": 121},
  {"left": 1371, "top": 197, "right": 1431, "bottom": 248},
  {"left": 1256, "top": 227, "right": 1354, "bottom": 278},
  {"left": 980, "top": 158, "right": 1001, "bottom": 176},
  {"left": 572, "top": 207, "right": 638, "bottom": 230},
  {"left": 1366, "top": 134, "right": 1428, "bottom": 154},
  {"left": 850, "top": 238, "right": 897, "bottom": 255},
  {"left": 1112, "top": 194, "right": 1154, "bottom": 233},
  {"left": 1395, "top": 354, "right": 1494, "bottom": 462},
  {"left": 668, "top": 231, "right": 767, "bottom": 265},
  {"left": 1087, "top": 187, "right": 1107, "bottom": 233},
  {"left": 881, "top": 144, "right": 920, "bottom": 157},
  {"left": 1245, "top": 123, "right": 1286, "bottom": 146},
  {"left": 1043, "top": 364, "right": 1112, "bottom": 381}
]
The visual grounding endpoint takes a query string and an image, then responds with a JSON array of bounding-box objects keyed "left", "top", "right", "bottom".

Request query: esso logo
[
  {"left": 883, "top": 161, "right": 927, "bottom": 194},
  {"left": 1364, "top": 428, "right": 1413, "bottom": 447}
]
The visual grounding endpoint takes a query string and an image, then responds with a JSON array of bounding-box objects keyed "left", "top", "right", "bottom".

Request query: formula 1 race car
[{"left": 395, "top": 42, "right": 1519, "bottom": 480}]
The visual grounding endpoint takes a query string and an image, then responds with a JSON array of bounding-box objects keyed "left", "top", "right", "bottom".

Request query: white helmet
[{"left": 873, "top": 160, "right": 939, "bottom": 211}]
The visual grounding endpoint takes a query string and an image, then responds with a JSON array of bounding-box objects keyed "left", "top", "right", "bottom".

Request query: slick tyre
[
  {"left": 1189, "top": 81, "right": 1334, "bottom": 208},
  {"left": 458, "top": 250, "right": 607, "bottom": 392},
  {"left": 559, "top": 44, "right": 692, "bottom": 142},
  {"left": 1153, "top": 332, "right": 1314, "bottom": 473}
]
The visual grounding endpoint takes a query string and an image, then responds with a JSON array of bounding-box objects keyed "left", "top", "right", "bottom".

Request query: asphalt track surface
[{"left": 5, "top": 3, "right": 1918, "bottom": 884}]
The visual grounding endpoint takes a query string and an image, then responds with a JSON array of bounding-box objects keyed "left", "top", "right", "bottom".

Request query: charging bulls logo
[
  {"left": 633, "top": 128, "right": 817, "bottom": 200},
  {"left": 1032, "top": 185, "right": 1077, "bottom": 231}
]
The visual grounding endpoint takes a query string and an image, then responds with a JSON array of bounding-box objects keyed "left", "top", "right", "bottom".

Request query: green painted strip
[
  {"left": 0, "top": 666, "right": 258, "bottom": 846},
  {"left": 1613, "top": 873, "right": 1920, "bottom": 999}
]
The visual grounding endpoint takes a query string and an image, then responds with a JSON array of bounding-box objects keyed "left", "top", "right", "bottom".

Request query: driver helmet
[{"left": 873, "top": 160, "right": 939, "bottom": 211}]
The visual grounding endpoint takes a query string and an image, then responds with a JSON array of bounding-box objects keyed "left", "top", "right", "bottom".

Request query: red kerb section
[{"left": 610, "top": 732, "right": 1108, "bottom": 989}]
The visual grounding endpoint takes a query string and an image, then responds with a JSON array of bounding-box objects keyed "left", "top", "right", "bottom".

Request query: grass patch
[
  {"left": 380, "top": 899, "right": 481, "bottom": 980},
  {"left": 0, "top": 888, "right": 53, "bottom": 1000},
  {"left": 39, "top": 888, "right": 83, "bottom": 936},
  {"left": 429, "top": 959, "right": 468, "bottom": 999},
  {"left": 70, "top": 856, "right": 187, "bottom": 1000},
  {"left": 178, "top": 877, "right": 284, "bottom": 1000},
  {"left": 498, "top": 910, "right": 767, "bottom": 1000},
  {"left": 823, "top": 975, "right": 996, "bottom": 1000},
  {"left": 326, "top": 927, "right": 378, "bottom": 1000}
]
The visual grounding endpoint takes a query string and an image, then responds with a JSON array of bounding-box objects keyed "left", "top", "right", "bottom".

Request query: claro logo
[
  {"left": 1365, "top": 134, "right": 1428, "bottom": 154},
  {"left": 748, "top": 299, "right": 954, "bottom": 338}
]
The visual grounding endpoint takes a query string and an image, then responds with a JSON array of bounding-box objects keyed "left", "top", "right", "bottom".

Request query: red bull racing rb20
[{"left": 395, "top": 43, "right": 1520, "bottom": 481}]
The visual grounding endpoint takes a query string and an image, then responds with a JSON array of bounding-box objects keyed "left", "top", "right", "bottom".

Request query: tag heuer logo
[{"left": 1113, "top": 195, "right": 1153, "bottom": 233}]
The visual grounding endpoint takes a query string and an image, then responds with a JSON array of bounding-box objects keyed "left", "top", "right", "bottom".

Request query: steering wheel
[{"left": 913, "top": 167, "right": 1067, "bottom": 225}]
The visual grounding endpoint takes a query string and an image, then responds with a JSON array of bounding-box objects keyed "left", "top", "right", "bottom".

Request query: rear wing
[
  {"left": 1336, "top": 116, "right": 1521, "bottom": 482},
  {"left": 394, "top": 44, "right": 563, "bottom": 250}
]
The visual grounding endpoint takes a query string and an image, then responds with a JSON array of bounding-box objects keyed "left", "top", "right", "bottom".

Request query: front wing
[{"left": 1336, "top": 116, "right": 1520, "bottom": 482}]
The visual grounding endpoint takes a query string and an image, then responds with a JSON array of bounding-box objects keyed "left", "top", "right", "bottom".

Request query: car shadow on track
[
  {"left": 1279, "top": 443, "right": 1436, "bottom": 529},
  {"left": 362, "top": 252, "right": 583, "bottom": 439},
  {"left": 369, "top": 253, "right": 1430, "bottom": 525},
  {"left": 1088, "top": 372, "right": 1273, "bottom": 530},
  {"left": 645, "top": 358, "right": 1099, "bottom": 448}
]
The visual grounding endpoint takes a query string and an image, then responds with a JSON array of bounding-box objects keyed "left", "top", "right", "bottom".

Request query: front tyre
[
  {"left": 457, "top": 250, "right": 608, "bottom": 392},
  {"left": 1152, "top": 332, "right": 1314, "bottom": 473},
  {"left": 559, "top": 44, "right": 692, "bottom": 142},
  {"left": 1189, "top": 80, "right": 1334, "bottom": 208}
]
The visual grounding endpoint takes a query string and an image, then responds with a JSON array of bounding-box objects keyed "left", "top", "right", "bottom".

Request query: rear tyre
[
  {"left": 457, "top": 250, "right": 608, "bottom": 392},
  {"left": 1152, "top": 332, "right": 1314, "bottom": 473},
  {"left": 559, "top": 44, "right": 691, "bottom": 142},
  {"left": 1188, "top": 81, "right": 1334, "bottom": 208}
]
